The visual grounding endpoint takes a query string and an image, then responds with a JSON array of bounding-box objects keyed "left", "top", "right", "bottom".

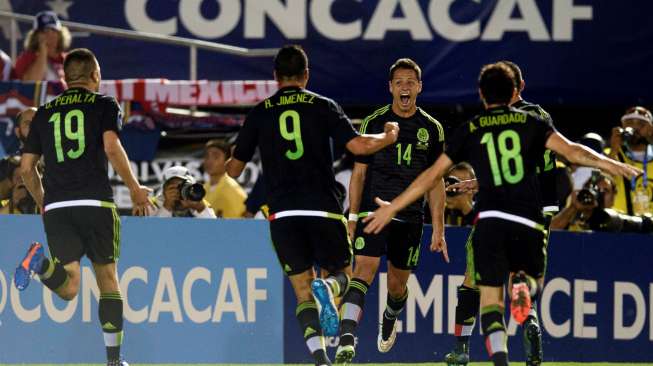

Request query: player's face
[
  {"left": 203, "top": 147, "right": 227, "bottom": 176},
  {"left": 389, "top": 68, "right": 422, "bottom": 114}
]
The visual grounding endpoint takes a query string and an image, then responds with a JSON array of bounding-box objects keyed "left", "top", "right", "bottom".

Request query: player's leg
[
  {"left": 83, "top": 207, "right": 126, "bottom": 365},
  {"left": 14, "top": 207, "right": 83, "bottom": 300},
  {"left": 271, "top": 217, "right": 330, "bottom": 366},
  {"left": 335, "top": 221, "right": 385, "bottom": 363},
  {"left": 474, "top": 219, "right": 509, "bottom": 366},
  {"left": 445, "top": 270, "right": 478, "bottom": 366}
]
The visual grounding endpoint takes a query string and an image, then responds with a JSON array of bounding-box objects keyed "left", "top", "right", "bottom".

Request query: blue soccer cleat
[
  {"left": 311, "top": 278, "right": 339, "bottom": 337},
  {"left": 14, "top": 242, "right": 45, "bottom": 291}
]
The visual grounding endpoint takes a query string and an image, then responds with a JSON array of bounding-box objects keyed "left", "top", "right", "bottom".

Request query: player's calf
[
  {"left": 481, "top": 305, "right": 508, "bottom": 366},
  {"left": 444, "top": 285, "right": 479, "bottom": 365},
  {"left": 296, "top": 301, "right": 330, "bottom": 366}
]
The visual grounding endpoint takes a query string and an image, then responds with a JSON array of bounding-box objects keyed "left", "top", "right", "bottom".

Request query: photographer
[
  {"left": 444, "top": 162, "right": 476, "bottom": 226},
  {"left": 551, "top": 171, "right": 617, "bottom": 231},
  {"left": 0, "top": 158, "right": 37, "bottom": 214},
  {"left": 153, "top": 166, "right": 216, "bottom": 218},
  {"left": 608, "top": 106, "right": 653, "bottom": 216}
]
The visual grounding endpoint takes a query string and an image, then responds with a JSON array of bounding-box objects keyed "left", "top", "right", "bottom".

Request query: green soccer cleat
[
  {"left": 524, "top": 317, "right": 543, "bottom": 366},
  {"left": 444, "top": 343, "right": 469, "bottom": 366},
  {"left": 335, "top": 344, "right": 355, "bottom": 364}
]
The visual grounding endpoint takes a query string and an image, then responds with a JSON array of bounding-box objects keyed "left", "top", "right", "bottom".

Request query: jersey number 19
[{"left": 49, "top": 109, "right": 86, "bottom": 163}]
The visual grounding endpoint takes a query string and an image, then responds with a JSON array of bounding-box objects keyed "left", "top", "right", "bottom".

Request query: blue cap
[{"left": 33, "top": 11, "right": 62, "bottom": 31}]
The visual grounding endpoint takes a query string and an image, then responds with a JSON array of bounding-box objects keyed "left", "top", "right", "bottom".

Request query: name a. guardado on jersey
[
  {"left": 44, "top": 93, "right": 97, "bottom": 109},
  {"left": 478, "top": 112, "right": 527, "bottom": 127},
  {"left": 264, "top": 93, "right": 315, "bottom": 109}
]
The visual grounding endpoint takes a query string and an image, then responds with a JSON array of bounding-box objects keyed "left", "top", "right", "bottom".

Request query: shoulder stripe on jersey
[
  {"left": 360, "top": 104, "right": 390, "bottom": 134},
  {"left": 418, "top": 108, "right": 445, "bottom": 142}
]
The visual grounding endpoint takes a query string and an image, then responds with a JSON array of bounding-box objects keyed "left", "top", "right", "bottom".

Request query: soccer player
[
  {"left": 444, "top": 60, "right": 558, "bottom": 366},
  {"left": 363, "top": 62, "right": 640, "bottom": 366},
  {"left": 335, "top": 58, "right": 448, "bottom": 363},
  {"left": 226, "top": 45, "right": 399, "bottom": 366},
  {"left": 14, "top": 48, "right": 152, "bottom": 366}
]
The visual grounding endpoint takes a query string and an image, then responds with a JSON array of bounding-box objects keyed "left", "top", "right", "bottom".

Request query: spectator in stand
[
  {"left": 0, "top": 158, "right": 37, "bottom": 214},
  {"left": 152, "top": 166, "right": 216, "bottom": 218},
  {"left": 607, "top": 106, "right": 653, "bottom": 216},
  {"left": 0, "top": 49, "right": 12, "bottom": 80},
  {"left": 202, "top": 139, "right": 247, "bottom": 218},
  {"left": 14, "top": 11, "right": 71, "bottom": 82},
  {"left": 444, "top": 162, "right": 476, "bottom": 226},
  {"left": 0, "top": 108, "right": 37, "bottom": 199},
  {"left": 13, "top": 107, "right": 37, "bottom": 154}
]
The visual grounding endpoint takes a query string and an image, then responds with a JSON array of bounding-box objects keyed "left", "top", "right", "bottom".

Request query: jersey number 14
[
  {"left": 480, "top": 129, "right": 524, "bottom": 186},
  {"left": 49, "top": 109, "right": 86, "bottom": 163}
]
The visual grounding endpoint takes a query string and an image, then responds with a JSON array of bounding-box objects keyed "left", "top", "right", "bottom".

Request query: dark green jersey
[
  {"left": 446, "top": 106, "right": 555, "bottom": 222},
  {"left": 233, "top": 86, "right": 358, "bottom": 213},
  {"left": 357, "top": 106, "right": 445, "bottom": 223},
  {"left": 513, "top": 99, "right": 559, "bottom": 212},
  {"left": 23, "top": 87, "right": 121, "bottom": 205}
]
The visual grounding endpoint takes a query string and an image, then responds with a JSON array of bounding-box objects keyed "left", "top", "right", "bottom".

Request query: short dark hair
[
  {"left": 205, "top": 139, "right": 231, "bottom": 159},
  {"left": 448, "top": 161, "right": 476, "bottom": 179},
  {"left": 64, "top": 48, "right": 97, "bottom": 83},
  {"left": 389, "top": 58, "right": 422, "bottom": 81},
  {"left": 274, "top": 45, "right": 308, "bottom": 80},
  {"left": 478, "top": 63, "right": 516, "bottom": 105},
  {"left": 498, "top": 60, "right": 523, "bottom": 87}
]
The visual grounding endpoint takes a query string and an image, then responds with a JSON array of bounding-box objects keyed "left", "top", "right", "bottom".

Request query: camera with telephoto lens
[
  {"left": 576, "top": 171, "right": 604, "bottom": 208},
  {"left": 178, "top": 177, "right": 206, "bottom": 202},
  {"left": 445, "top": 175, "right": 462, "bottom": 197},
  {"left": 617, "top": 126, "right": 639, "bottom": 145},
  {"left": 588, "top": 209, "right": 653, "bottom": 234}
]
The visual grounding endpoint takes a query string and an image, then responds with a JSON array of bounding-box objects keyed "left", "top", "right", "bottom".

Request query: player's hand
[
  {"left": 430, "top": 229, "right": 449, "bottom": 263},
  {"left": 362, "top": 197, "right": 396, "bottom": 234},
  {"left": 384, "top": 122, "right": 399, "bottom": 143},
  {"left": 603, "top": 160, "right": 642, "bottom": 180},
  {"left": 347, "top": 219, "right": 357, "bottom": 242},
  {"left": 446, "top": 179, "right": 478, "bottom": 194},
  {"left": 131, "top": 185, "right": 154, "bottom": 216}
]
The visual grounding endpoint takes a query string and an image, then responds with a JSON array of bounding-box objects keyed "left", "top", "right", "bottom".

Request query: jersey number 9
[
  {"left": 279, "top": 110, "right": 304, "bottom": 160},
  {"left": 49, "top": 109, "right": 86, "bottom": 163}
]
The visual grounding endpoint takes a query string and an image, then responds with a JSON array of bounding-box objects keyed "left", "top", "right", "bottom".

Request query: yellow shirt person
[{"left": 203, "top": 139, "right": 247, "bottom": 218}]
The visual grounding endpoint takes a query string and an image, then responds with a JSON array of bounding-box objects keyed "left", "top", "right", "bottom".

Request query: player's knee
[{"left": 353, "top": 257, "right": 379, "bottom": 284}]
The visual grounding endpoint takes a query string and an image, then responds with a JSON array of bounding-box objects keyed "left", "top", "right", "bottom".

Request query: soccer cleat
[
  {"left": 510, "top": 272, "right": 532, "bottom": 325},
  {"left": 524, "top": 318, "right": 543, "bottom": 366},
  {"left": 14, "top": 242, "right": 45, "bottom": 291},
  {"left": 107, "top": 359, "right": 129, "bottom": 366},
  {"left": 335, "top": 344, "right": 355, "bottom": 364},
  {"left": 376, "top": 318, "right": 397, "bottom": 353},
  {"left": 444, "top": 343, "right": 470, "bottom": 366},
  {"left": 311, "top": 278, "right": 339, "bottom": 337}
]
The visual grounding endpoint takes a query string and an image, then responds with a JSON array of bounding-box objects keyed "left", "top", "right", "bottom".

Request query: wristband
[{"left": 348, "top": 213, "right": 359, "bottom": 222}]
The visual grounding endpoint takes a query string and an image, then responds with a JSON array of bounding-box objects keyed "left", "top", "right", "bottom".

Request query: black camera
[
  {"left": 445, "top": 175, "right": 462, "bottom": 197},
  {"left": 577, "top": 171, "right": 604, "bottom": 208},
  {"left": 588, "top": 209, "right": 653, "bottom": 234},
  {"left": 618, "top": 126, "right": 646, "bottom": 146},
  {"left": 179, "top": 178, "right": 206, "bottom": 202}
]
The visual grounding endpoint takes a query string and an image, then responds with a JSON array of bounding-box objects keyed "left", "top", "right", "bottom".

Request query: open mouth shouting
[{"left": 400, "top": 92, "right": 411, "bottom": 107}]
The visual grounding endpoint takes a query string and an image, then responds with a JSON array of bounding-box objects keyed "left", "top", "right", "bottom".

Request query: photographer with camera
[
  {"left": 608, "top": 106, "right": 653, "bottom": 216},
  {"left": 550, "top": 171, "right": 616, "bottom": 231},
  {"left": 153, "top": 166, "right": 216, "bottom": 218},
  {"left": 444, "top": 162, "right": 476, "bottom": 226},
  {"left": 0, "top": 157, "right": 37, "bottom": 214}
]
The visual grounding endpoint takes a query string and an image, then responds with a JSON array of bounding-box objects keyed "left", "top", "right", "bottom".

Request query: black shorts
[
  {"left": 353, "top": 220, "right": 423, "bottom": 270},
  {"left": 470, "top": 218, "right": 546, "bottom": 287},
  {"left": 43, "top": 206, "right": 121, "bottom": 265},
  {"left": 269, "top": 216, "right": 352, "bottom": 276}
]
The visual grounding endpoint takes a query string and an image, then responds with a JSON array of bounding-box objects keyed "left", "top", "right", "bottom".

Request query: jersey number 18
[{"left": 480, "top": 129, "right": 524, "bottom": 186}]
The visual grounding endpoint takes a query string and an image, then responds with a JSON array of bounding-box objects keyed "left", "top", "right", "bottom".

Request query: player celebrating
[
  {"left": 335, "top": 58, "right": 448, "bottom": 364},
  {"left": 364, "top": 63, "right": 640, "bottom": 366},
  {"left": 444, "top": 60, "right": 558, "bottom": 366},
  {"left": 14, "top": 48, "right": 153, "bottom": 366},
  {"left": 226, "top": 45, "right": 399, "bottom": 366}
]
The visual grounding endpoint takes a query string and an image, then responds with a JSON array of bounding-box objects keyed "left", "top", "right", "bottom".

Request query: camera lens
[
  {"left": 179, "top": 181, "right": 206, "bottom": 201},
  {"left": 577, "top": 188, "right": 596, "bottom": 205},
  {"left": 445, "top": 176, "right": 462, "bottom": 197}
]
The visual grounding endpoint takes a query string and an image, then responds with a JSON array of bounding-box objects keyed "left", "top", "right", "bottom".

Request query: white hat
[{"left": 162, "top": 166, "right": 195, "bottom": 183}]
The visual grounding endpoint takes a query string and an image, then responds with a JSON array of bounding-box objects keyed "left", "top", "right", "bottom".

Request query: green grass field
[{"left": 3, "top": 363, "right": 653, "bottom": 366}]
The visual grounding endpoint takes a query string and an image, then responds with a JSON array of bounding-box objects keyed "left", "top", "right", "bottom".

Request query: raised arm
[
  {"left": 346, "top": 122, "right": 399, "bottom": 156},
  {"left": 363, "top": 153, "right": 454, "bottom": 234},
  {"left": 103, "top": 131, "right": 153, "bottom": 216}
]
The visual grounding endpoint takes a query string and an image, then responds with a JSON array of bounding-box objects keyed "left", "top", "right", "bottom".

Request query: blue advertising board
[
  {"left": 2, "top": 1, "right": 652, "bottom": 105},
  {"left": 0, "top": 215, "right": 283, "bottom": 363},
  {"left": 284, "top": 226, "right": 653, "bottom": 363}
]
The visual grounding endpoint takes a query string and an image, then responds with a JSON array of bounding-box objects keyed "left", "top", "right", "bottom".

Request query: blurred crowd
[{"left": 0, "top": 11, "right": 652, "bottom": 234}]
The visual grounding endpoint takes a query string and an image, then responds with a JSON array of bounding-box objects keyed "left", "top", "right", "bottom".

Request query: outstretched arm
[{"left": 346, "top": 122, "right": 399, "bottom": 155}]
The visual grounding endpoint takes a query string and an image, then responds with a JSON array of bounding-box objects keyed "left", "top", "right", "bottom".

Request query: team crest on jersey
[
  {"left": 416, "top": 128, "right": 430, "bottom": 150},
  {"left": 355, "top": 237, "right": 365, "bottom": 250}
]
